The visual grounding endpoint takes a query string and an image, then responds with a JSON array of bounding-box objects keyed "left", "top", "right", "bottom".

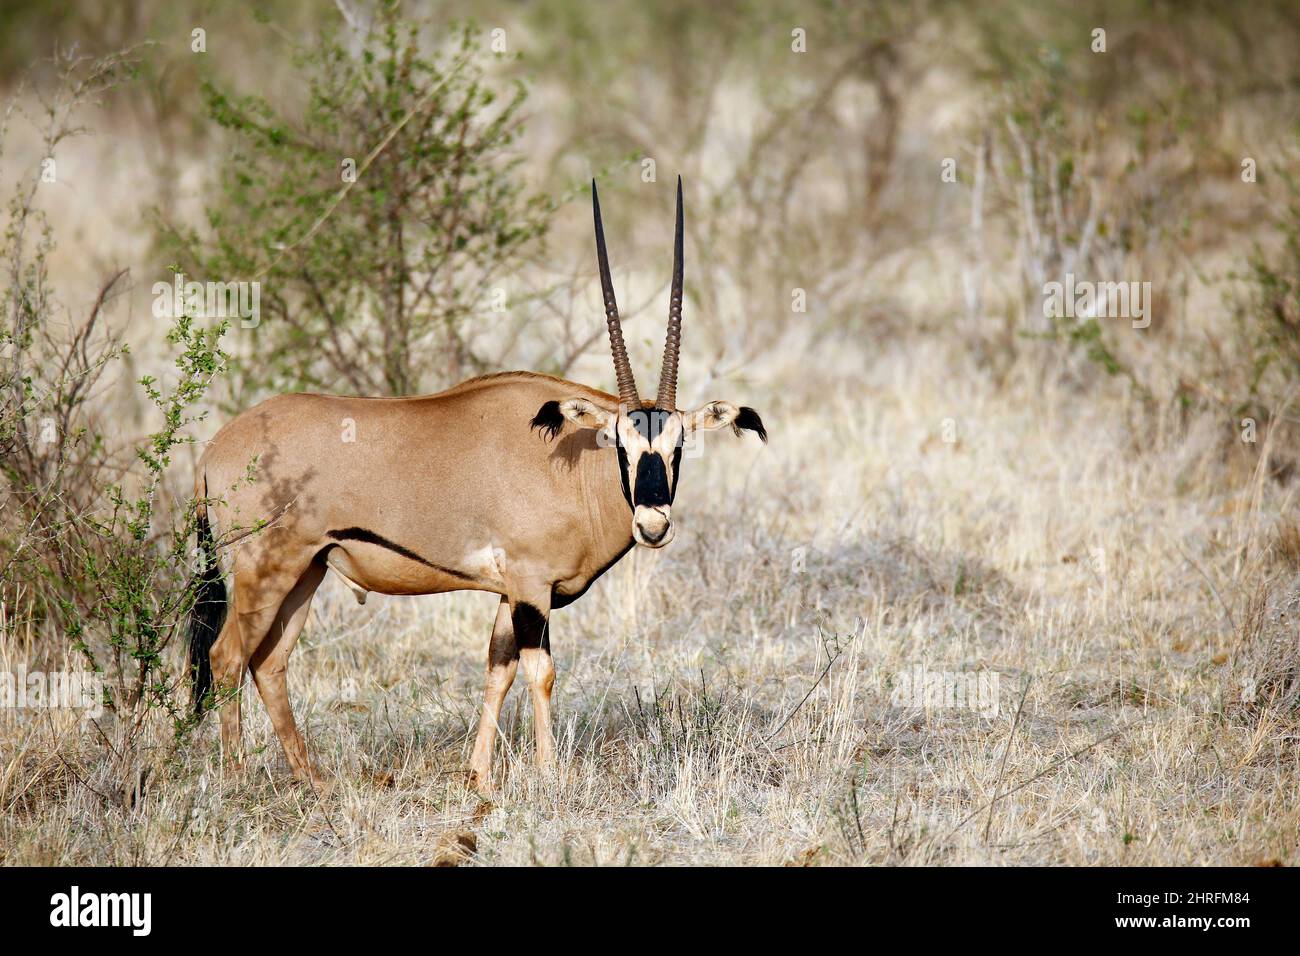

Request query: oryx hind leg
[
  {"left": 209, "top": 608, "right": 249, "bottom": 768},
  {"left": 210, "top": 546, "right": 318, "bottom": 775},
  {"left": 209, "top": 560, "right": 283, "bottom": 769},
  {"left": 249, "top": 559, "right": 328, "bottom": 786}
]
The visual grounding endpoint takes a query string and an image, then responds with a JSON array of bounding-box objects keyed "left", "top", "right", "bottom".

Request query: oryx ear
[
  {"left": 682, "top": 401, "right": 768, "bottom": 442},
  {"left": 558, "top": 397, "right": 617, "bottom": 431}
]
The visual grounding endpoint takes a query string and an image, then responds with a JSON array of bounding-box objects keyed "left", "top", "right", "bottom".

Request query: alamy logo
[
  {"left": 152, "top": 271, "right": 260, "bottom": 327},
  {"left": 890, "top": 665, "right": 1000, "bottom": 718},
  {"left": 50, "top": 886, "right": 151, "bottom": 936},
  {"left": 1042, "top": 272, "right": 1152, "bottom": 329},
  {"left": 0, "top": 668, "right": 103, "bottom": 719}
]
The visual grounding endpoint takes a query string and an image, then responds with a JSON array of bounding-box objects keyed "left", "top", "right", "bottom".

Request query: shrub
[
  {"left": 1230, "top": 173, "right": 1300, "bottom": 426},
  {"left": 0, "top": 49, "right": 228, "bottom": 799},
  {"left": 162, "top": 3, "right": 551, "bottom": 401}
]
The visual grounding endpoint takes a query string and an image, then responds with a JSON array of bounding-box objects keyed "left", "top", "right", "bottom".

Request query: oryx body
[{"left": 188, "top": 179, "right": 766, "bottom": 789}]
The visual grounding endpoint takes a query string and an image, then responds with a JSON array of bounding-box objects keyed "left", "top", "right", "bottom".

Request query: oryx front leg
[
  {"left": 249, "top": 562, "right": 326, "bottom": 787},
  {"left": 469, "top": 598, "right": 517, "bottom": 793},
  {"left": 514, "top": 602, "right": 556, "bottom": 771}
]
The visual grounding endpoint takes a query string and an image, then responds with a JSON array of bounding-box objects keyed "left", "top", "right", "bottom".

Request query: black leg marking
[
  {"left": 488, "top": 622, "right": 519, "bottom": 669},
  {"left": 512, "top": 602, "right": 549, "bottom": 653}
]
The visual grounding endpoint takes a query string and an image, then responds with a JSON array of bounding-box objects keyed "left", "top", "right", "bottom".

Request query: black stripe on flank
[{"left": 326, "top": 527, "right": 478, "bottom": 581}]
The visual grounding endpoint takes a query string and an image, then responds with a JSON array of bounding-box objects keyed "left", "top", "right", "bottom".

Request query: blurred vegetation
[
  {"left": 161, "top": 3, "right": 550, "bottom": 399},
  {"left": 0, "top": 50, "right": 227, "bottom": 800},
  {"left": 6, "top": 1, "right": 1298, "bottom": 386},
  {"left": 1227, "top": 170, "right": 1300, "bottom": 427}
]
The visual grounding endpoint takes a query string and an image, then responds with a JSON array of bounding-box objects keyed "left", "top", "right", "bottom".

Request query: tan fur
[{"left": 197, "top": 372, "right": 632, "bottom": 789}]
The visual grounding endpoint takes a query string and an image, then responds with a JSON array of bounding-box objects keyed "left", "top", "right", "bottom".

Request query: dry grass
[{"left": 4, "top": 330, "right": 1298, "bottom": 866}]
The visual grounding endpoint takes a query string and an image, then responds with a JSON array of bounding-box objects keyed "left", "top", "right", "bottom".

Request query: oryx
[{"left": 187, "top": 178, "right": 767, "bottom": 790}]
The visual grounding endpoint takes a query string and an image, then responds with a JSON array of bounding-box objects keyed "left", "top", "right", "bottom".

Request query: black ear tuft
[
  {"left": 733, "top": 406, "right": 768, "bottom": 443},
  {"left": 530, "top": 400, "right": 565, "bottom": 442}
]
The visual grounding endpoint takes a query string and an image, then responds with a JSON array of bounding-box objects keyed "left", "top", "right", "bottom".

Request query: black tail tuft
[{"left": 187, "top": 508, "right": 227, "bottom": 716}]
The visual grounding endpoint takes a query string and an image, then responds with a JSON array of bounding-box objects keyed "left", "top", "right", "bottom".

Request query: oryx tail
[{"left": 187, "top": 497, "right": 227, "bottom": 715}]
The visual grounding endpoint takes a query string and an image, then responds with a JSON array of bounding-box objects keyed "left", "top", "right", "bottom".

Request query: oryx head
[{"left": 532, "top": 177, "right": 767, "bottom": 549}]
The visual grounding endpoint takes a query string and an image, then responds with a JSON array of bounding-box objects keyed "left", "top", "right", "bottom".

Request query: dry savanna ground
[{"left": 5, "top": 326, "right": 1297, "bottom": 866}]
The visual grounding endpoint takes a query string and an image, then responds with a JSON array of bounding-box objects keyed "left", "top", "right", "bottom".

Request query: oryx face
[
  {"left": 532, "top": 176, "right": 767, "bottom": 549},
  {"left": 537, "top": 397, "right": 767, "bottom": 549},
  {"left": 555, "top": 404, "right": 685, "bottom": 547},
  {"left": 615, "top": 407, "right": 682, "bottom": 547}
]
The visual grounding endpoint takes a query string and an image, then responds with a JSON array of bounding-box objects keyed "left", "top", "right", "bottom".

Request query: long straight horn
[
  {"left": 655, "top": 176, "right": 684, "bottom": 411},
  {"left": 592, "top": 180, "right": 641, "bottom": 408}
]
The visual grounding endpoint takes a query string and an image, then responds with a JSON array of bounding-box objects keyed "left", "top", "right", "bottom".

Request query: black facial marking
[
  {"left": 629, "top": 408, "right": 673, "bottom": 441},
  {"left": 615, "top": 441, "right": 633, "bottom": 509},
  {"left": 733, "top": 406, "right": 768, "bottom": 443},
  {"left": 512, "top": 602, "right": 550, "bottom": 652},
  {"left": 670, "top": 443, "right": 684, "bottom": 500},
  {"left": 614, "top": 409, "right": 684, "bottom": 511},
  {"left": 634, "top": 453, "right": 672, "bottom": 507},
  {"left": 325, "top": 527, "right": 478, "bottom": 581},
  {"left": 530, "top": 400, "right": 565, "bottom": 442}
]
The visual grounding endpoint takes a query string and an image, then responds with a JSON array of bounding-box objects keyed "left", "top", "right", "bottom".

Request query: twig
[
  {"left": 944, "top": 715, "right": 1147, "bottom": 844},
  {"left": 760, "top": 633, "right": 845, "bottom": 745},
  {"left": 253, "top": 56, "right": 468, "bottom": 281},
  {"left": 54, "top": 750, "right": 118, "bottom": 810},
  {"left": 1174, "top": 541, "right": 1235, "bottom": 636},
  {"left": 984, "top": 675, "right": 1031, "bottom": 843}
]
